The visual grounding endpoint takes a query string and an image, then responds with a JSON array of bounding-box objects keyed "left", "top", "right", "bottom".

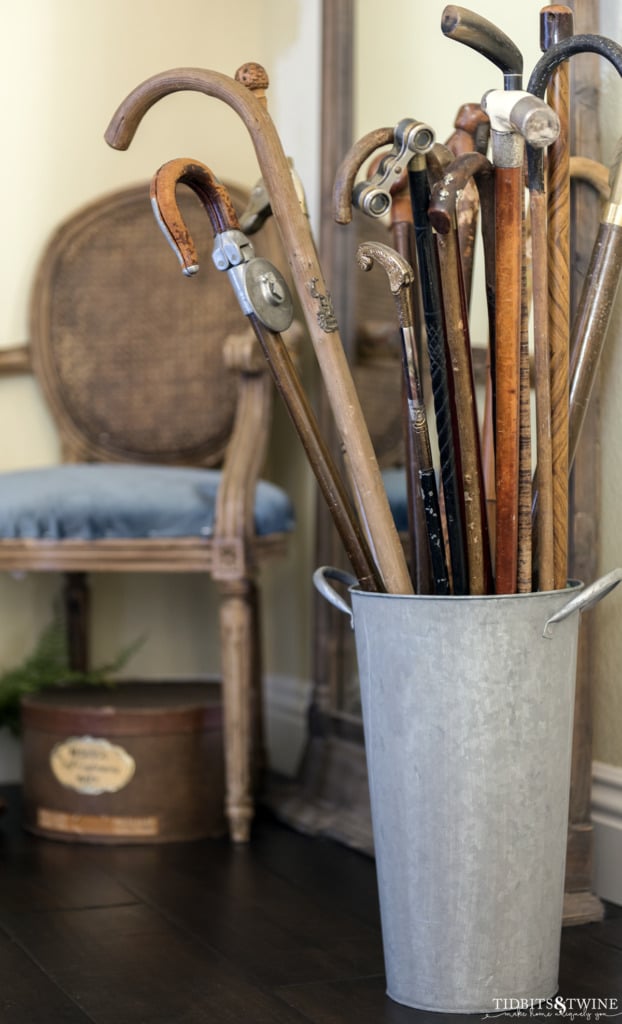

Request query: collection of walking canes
[{"left": 105, "top": 5, "right": 622, "bottom": 599}]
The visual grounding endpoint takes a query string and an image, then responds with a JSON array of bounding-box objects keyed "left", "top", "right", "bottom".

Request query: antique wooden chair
[{"left": 0, "top": 180, "right": 296, "bottom": 842}]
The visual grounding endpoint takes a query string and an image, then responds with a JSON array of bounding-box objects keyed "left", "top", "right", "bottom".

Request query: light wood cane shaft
[
  {"left": 530, "top": 190, "right": 555, "bottom": 591},
  {"left": 518, "top": 204, "right": 532, "bottom": 593},
  {"left": 543, "top": 7, "right": 573, "bottom": 590},
  {"left": 494, "top": 164, "right": 522, "bottom": 594}
]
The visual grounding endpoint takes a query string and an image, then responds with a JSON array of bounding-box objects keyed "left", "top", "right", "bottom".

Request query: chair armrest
[
  {"left": 223, "top": 329, "right": 268, "bottom": 376},
  {"left": 212, "top": 328, "right": 274, "bottom": 579}
]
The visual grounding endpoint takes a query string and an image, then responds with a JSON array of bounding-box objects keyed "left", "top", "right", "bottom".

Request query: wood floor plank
[
  {"left": 1, "top": 903, "right": 313, "bottom": 1024},
  {"left": 276, "top": 975, "right": 485, "bottom": 1024},
  {"left": 0, "top": 928, "right": 92, "bottom": 1023},
  {"left": 0, "top": 788, "right": 139, "bottom": 914},
  {"left": 87, "top": 831, "right": 384, "bottom": 987},
  {"left": 248, "top": 814, "right": 382, "bottom": 927},
  {"left": 558, "top": 923, "right": 622, "bottom": 999},
  {"left": 2, "top": 786, "right": 622, "bottom": 1024}
]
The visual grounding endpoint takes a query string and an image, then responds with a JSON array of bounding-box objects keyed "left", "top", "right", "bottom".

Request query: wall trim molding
[
  {"left": 592, "top": 760, "right": 622, "bottom": 906},
  {"left": 263, "top": 673, "right": 312, "bottom": 778}
]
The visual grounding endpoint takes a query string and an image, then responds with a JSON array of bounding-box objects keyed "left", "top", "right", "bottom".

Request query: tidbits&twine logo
[{"left": 484, "top": 996, "right": 621, "bottom": 1019}]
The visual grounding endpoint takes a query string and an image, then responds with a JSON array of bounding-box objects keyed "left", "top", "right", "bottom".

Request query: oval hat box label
[{"left": 50, "top": 736, "right": 136, "bottom": 795}]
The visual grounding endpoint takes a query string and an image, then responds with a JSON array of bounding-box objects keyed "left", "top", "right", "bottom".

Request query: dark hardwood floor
[{"left": 0, "top": 784, "right": 621, "bottom": 1023}]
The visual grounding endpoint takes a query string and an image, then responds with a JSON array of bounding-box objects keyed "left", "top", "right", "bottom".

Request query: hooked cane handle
[{"left": 150, "top": 157, "right": 241, "bottom": 270}]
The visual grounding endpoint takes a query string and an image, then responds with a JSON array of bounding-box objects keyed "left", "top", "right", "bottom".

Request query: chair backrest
[{"left": 29, "top": 179, "right": 275, "bottom": 467}]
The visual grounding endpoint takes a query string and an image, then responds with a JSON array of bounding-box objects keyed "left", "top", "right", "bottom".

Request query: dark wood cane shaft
[
  {"left": 435, "top": 225, "right": 491, "bottom": 595},
  {"left": 409, "top": 155, "right": 468, "bottom": 594},
  {"left": 392, "top": 219, "right": 433, "bottom": 593},
  {"left": 357, "top": 240, "right": 449, "bottom": 593}
]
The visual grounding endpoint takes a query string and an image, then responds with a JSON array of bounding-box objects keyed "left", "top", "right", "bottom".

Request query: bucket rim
[{"left": 349, "top": 579, "right": 584, "bottom": 602}]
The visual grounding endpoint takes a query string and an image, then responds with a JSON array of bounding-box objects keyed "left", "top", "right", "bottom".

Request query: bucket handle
[
  {"left": 542, "top": 568, "right": 622, "bottom": 638},
  {"left": 313, "top": 565, "right": 358, "bottom": 628}
]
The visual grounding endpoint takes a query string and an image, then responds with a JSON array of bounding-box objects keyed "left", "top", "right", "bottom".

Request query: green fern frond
[{"left": 0, "top": 612, "right": 145, "bottom": 734}]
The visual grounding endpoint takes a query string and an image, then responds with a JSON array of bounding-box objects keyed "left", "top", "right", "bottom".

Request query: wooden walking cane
[
  {"left": 429, "top": 153, "right": 496, "bottom": 595},
  {"left": 149, "top": 157, "right": 383, "bottom": 595},
  {"left": 444, "top": 103, "right": 491, "bottom": 312},
  {"left": 569, "top": 146, "right": 622, "bottom": 469},
  {"left": 357, "top": 241, "right": 450, "bottom": 595},
  {"left": 526, "top": 28, "right": 622, "bottom": 570},
  {"left": 529, "top": 153, "right": 611, "bottom": 562},
  {"left": 363, "top": 149, "right": 432, "bottom": 593},
  {"left": 480, "top": 91, "right": 559, "bottom": 595},
  {"left": 334, "top": 121, "right": 440, "bottom": 593},
  {"left": 105, "top": 64, "right": 412, "bottom": 596},
  {"left": 542, "top": 5, "right": 574, "bottom": 592},
  {"left": 441, "top": 7, "right": 522, "bottom": 595},
  {"left": 517, "top": 193, "right": 532, "bottom": 595},
  {"left": 408, "top": 146, "right": 468, "bottom": 595},
  {"left": 429, "top": 150, "right": 498, "bottom": 567}
]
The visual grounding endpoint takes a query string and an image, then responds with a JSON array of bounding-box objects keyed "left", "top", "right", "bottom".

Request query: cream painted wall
[{"left": 0, "top": 0, "right": 321, "bottom": 779}]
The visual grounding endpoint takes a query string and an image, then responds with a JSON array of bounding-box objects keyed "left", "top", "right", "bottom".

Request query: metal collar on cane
[{"left": 150, "top": 160, "right": 293, "bottom": 335}]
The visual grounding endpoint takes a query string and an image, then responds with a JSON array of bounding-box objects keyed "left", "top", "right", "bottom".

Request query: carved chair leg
[
  {"left": 248, "top": 578, "right": 267, "bottom": 785},
  {"left": 63, "top": 572, "right": 90, "bottom": 672},
  {"left": 218, "top": 577, "right": 258, "bottom": 842}
]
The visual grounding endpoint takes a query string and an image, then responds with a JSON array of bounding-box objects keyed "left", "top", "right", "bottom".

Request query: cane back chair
[{"left": 0, "top": 180, "right": 296, "bottom": 842}]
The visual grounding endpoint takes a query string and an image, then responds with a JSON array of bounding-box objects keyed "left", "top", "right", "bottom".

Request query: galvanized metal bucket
[{"left": 314, "top": 566, "right": 622, "bottom": 1013}]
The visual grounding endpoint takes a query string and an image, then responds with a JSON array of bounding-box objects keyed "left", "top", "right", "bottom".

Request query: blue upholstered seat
[
  {"left": 0, "top": 464, "right": 295, "bottom": 541},
  {"left": 382, "top": 467, "right": 409, "bottom": 534}
]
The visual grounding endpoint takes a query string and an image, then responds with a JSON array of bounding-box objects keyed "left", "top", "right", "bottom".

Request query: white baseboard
[
  {"left": 592, "top": 760, "right": 622, "bottom": 906},
  {"left": 264, "top": 674, "right": 312, "bottom": 778}
]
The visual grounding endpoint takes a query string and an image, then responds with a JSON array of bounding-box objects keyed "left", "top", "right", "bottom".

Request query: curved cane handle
[
  {"left": 312, "top": 566, "right": 357, "bottom": 628},
  {"left": 441, "top": 5, "right": 523, "bottom": 87},
  {"left": 332, "top": 127, "right": 396, "bottom": 224},
  {"left": 542, "top": 568, "right": 622, "bottom": 638},
  {"left": 428, "top": 151, "right": 493, "bottom": 234}
]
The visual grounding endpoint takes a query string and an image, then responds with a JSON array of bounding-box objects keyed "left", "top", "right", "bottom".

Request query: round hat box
[{"left": 20, "top": 681, "right": 225, "bottom": 843}]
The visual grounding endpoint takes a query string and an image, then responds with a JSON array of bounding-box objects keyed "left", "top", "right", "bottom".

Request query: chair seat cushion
[
  {"left": 382, "top": 467, "right": 408, "bottom": 534},
  {"left": 0, "top": 464, "right": 295, "bottom": 541}
]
